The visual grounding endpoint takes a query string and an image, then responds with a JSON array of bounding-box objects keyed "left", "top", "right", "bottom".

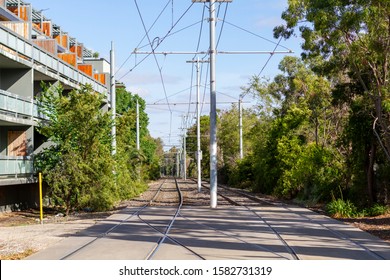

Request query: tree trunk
[
  {"left": 367, "top": 140, "right": 377, "bottom": 205},
  {"left": 374, "top": 96, "right": 390, "bottom": 160}
]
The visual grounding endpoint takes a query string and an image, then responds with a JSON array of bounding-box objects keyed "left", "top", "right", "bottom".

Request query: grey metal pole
[
  {"left": 136, "top": 99, "right": 140, "bottom": 150},
  {"left": 239, "top": 95, "right": 243, "bottom": 159},
  {"left": 176, "top": 152, "right": 180, "bottom": 178},
  {"left": 110, "top": 41, "right": 116, "bottom": 155},
  {"left": 196, "top": 58, "right": 202, "bottom": 192},
  {"left": 184, "top": 132, "right": 187, "bottom": 180},
  {"left": 209, "top": 0, "right": 217, "bottom": 208}
]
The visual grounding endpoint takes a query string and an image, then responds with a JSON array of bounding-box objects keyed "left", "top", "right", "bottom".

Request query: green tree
[
  {"left": 247, "top": 57, "right": 345, "bottom": 201},
  {"left": 116, "top": 87, "right": 162, "bottom": 181},
  {"left": 36, "top": 84, "right": 116, "bottom": 214},
  {"left": 186, "top": 115, "right": 211, "bottom": 179},
  {"left": 217, "top": 104, "right": 258, "bottom": 187},
  {"left": 275, "top": 0, "right": 390, "bottom": 203}
]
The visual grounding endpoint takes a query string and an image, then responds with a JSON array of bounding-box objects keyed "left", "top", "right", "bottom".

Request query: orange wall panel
[
  {"left": 33, "top": 39, "right": 57, "bottom": 55},
  {"left": 78, "top": 64, "right": 93, "bottom": 77},
  {"left": 58, "top": 53, "right": 77, "bottom": 67},
  {"left": 8, "top": 131, "right": 27, "bottom": 157},
  {"left": 41, "top": 21, "right": 52, "bottom": 37},
  {"left": 8, "top": 6, "right": 28, "bottom": 21},
  {"left": 94, "top": 73, "right": 106, "bottom": 85},
  {"left": 70, "top": 45, "right": 83, "bottom": 58},
  {"left": 55, "top": 35, "right": 69, "bottom": 49}
]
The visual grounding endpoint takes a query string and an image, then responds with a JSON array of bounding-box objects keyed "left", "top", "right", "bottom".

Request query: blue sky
[{"left": 33, "top": 0, "right": 302, "bottom": 149}]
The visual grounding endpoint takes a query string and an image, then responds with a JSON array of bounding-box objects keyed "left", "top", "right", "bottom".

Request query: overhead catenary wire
[
  {"left": 224, "top": 20, "right": 291, "bottom": 51},
  {"left": 133, "top": 0, "right": 195, "bottom": 143},
  {"left": 134, "top": 0, "right": 173, "bottom": 114},
  {"left": 123, "top": 1, "right": 293, "bottom": 152},
  {"left": 186, "top": 4, "right": 207, "bottom": 131},
  {"left": 151, "top": 86, "right": 197, "bottom": 105},
  {"left": 257, "top": 36, "right": 284, "bottom": 77},
  {"left": 116, "top": 0, "right": 172, "bottom": 75},
  {"left": 216, "top": 2, "right": 229, "bottom": 48}
]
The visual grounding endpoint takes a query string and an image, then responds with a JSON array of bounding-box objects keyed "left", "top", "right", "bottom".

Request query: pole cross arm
[{"left": 132, "top": 50, "right": 294, "bottom": 55}]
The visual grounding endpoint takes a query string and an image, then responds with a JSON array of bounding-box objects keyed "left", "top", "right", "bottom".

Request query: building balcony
[
  {"left": 0, "top": 89, "right": 42, "bottom": 121},
  {"left": 0, "top": 25, "right": 108, "bottom": 95},
  {"left": 0, "top": 155, "right": 33, "bottom": 178}
]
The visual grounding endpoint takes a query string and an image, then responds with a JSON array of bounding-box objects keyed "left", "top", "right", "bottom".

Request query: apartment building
[{"left": 0, "top": 0, "right": 111, "bottom": 211}]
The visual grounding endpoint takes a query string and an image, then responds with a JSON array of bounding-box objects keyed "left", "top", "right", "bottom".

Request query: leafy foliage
[
  {"left": 274, "top": 0, "right": 390, "bottom": 205},
  {"left": 326, "top": 199, "right": 357, "bottom": 218},
  {"left": 35, "top": 84, "right": 160, "bottom": 215},
  {"left": 36, "top": 85, "right": 116, "bottom": 214}
]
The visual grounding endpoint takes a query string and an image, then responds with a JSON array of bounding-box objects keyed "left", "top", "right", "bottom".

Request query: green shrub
[
  {"left": 367, "top": 204, "right": 389, "bottom": 217},
  {"left": 326, "top": 198, "right": 357, "bottom": 218}
]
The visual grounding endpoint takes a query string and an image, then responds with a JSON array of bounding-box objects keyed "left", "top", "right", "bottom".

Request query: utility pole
[
  {"left": 181, "top": 115, "right": 188, "bottom": 180},
  {"left": 186, "top": 58, "right": 209, "bottom": 192},
  {"left": 110, "top": 41, "right": 116, "bottom": 155},
  {"left": 176, "top": 151, "right": 180, "bottom": 178},
  {"left": 134, "top": 0, "right": 292, "bottom": 208},
  {"left": 239, "top": 94, "right": 243, "bottom": 159},
  {"left": 136, "top": 99, "right": 140, "bottom": 150},
  {"left": 208, "top": 0, "right": 218, "bottom": 208},
  {"left": 183, "top": 132, "right": 187, "bottom": 180}
]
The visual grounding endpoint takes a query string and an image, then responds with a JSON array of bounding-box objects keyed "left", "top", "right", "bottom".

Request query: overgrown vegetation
[
  {"left": 35, "top": 84, "right": 162, "bottom": 215},
  {"left": 185, "top": 0, "right": 390, "bottom": 215}
]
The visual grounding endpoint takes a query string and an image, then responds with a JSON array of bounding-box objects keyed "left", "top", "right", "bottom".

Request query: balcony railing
[
  {"left": 0, "top": 25, "right": 107, "bottom": 94},
  {"left": 0, "top": 156, "right": 33, "bottom": 177},
  {"left": 0, "top": 89, "right": 32, "bottom": 117},
  {"left": 0, "top": 89, "right": 47, "bottom": 120}
]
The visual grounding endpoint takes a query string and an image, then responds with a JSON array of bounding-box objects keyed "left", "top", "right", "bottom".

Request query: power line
[
  {"left": 134, "top": 0, "right": 173, "bottom": 113},
  {"left": 116, "top": 0, "right": 172, "bottom": 75},
  {"left": 133, "top": 0, "right": 196, "bottom": 143},
  {"left": 216, "top": 2, "right": 229, "bottom": 48},
  {"left": 151, "top": 86, "right": 196, "bottom": 104},
  {"left": 120, "top": 1, "right": 196, "bottom": 81},
  {"left": 223, "top": 20, "right": 292, "bottom": 51},
  {"left": 147, "top": 101, "right": 245, "bottom": 105}
]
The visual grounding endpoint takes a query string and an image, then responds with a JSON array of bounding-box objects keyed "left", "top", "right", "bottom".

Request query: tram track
[
  {"left": 195, "top": 180, "right": 300, "bottom": 260},
  {"left": 142, "top": 178, "right": 203, "bottom": 260},
  {"left": 201, "top": 180, "right": 386, "bottom": 260},
  {"left": 60, "top": 178, "right": 204, "bottom": 260},
  {"left": 27, "top": 178, "right": 390, "bottom": 260},
  {"left": 59, "top": 180, "right": 167, "bottom": 260}
]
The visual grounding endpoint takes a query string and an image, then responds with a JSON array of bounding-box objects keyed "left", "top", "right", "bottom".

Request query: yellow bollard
[{"left": 39, "top": 172, "right": 43, "bottom": 224}]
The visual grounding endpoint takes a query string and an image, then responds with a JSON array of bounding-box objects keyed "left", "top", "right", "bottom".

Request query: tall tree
[
  {"left": 186, "top": 115, "right": 211, "bottom": 179},
  {"left": 275, "top": 0, "right": 390, "bottom": 203},
  {"left": 116, "top": 87, "right": 162, "bottom": 181},
  {"left": 246, "top": 57, "right": 344, "bottom": 200},
  {"left": 36, "top": 85, "right": 116, "bottom": 214}
]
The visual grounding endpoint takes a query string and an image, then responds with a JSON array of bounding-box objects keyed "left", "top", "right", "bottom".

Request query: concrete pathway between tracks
[{"left": 27, "top": 205, "right": 390, "bottom": 260}]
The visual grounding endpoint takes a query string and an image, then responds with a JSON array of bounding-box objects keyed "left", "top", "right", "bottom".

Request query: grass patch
[
  {"left": 366, "top": 204, "right": 389, "bottom": 217},
  {"left": 0, "top": 248, "right": 36, "bottom": 260},
  {"left": 326, "top": 198, "right": 357, "bottom": 218}
]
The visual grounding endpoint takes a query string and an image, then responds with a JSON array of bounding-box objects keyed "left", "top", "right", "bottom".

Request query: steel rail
[
  {"left": 177, "top": 212, "right": 290, "bottom": 259},
  {"left": 198, "top": 181, "right": 300, "bottom": 260},
  {"left": 60, "top": 180, "right": 167, "bottom": 260},
  {"left": 144, "top": 178, "right": 185, "bottom": 260},
  {"left": 215, "top": 182, "right": 387, "bottom": 260}
]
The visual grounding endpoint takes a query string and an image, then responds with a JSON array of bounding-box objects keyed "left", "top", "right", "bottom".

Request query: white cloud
[{"left": 127, "top": 86, "right": 151, "bottom": 98}]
